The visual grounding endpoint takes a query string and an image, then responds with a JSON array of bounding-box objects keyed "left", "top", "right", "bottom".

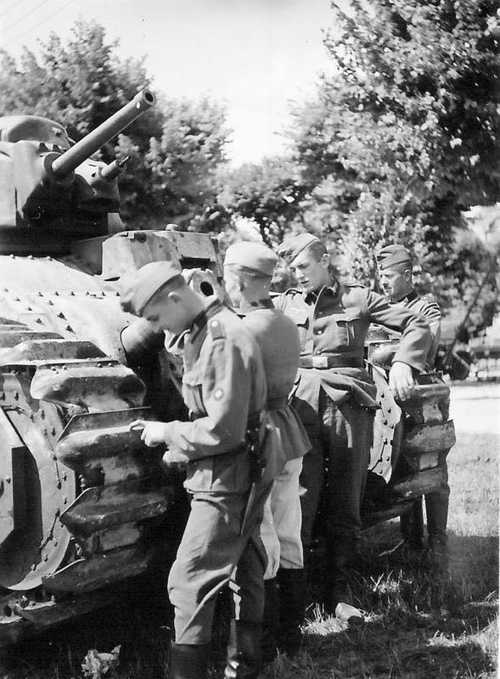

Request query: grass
[{"left": 0, "top": 415, "right": 498, "bottom": 678}]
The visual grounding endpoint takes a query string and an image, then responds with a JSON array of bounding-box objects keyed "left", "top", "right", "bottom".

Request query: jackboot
[
  {"left": 262, "top": 579, "right": 279, "bottom": 663},
  {"left": 425, "top": 490, "right": 449, "bottom": 571},
  {"left": 325, "top": 536, "right": 362, "bottom": 619},
  {"left": 168, "top": 642, "right": 210, "bottom": 679},
  {"left": 400, "top": 498, "right": 425, "bottom": 550},
  {"left": 277, "top": 568, "right": 306, "bottom": 656},
  {"left": 224, "top": 620, "right": 262, "bottom": 679}
]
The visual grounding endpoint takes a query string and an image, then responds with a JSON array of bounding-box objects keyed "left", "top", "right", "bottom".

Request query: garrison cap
[
  {"left": 278, "top": 232, "right": 322, "bottom": 265},
  {"left": 224, "top": 241, "right": 277, "bottom": 277},
  {"left": 120, "top": 261, "right": 183, "bottom": 316},
  {"left": 376, "top": 244, "right": 412, "bottom": 270}
]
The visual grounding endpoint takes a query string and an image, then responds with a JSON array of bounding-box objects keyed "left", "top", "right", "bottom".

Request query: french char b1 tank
[
  {"left": 0, "top": 91, "right": 455, "bottom": 647},
  {"left": 0, "top": 90, "right": 224, "bottom": 646}
]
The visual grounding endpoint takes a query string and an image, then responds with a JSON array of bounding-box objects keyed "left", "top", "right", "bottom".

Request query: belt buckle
[{"left": 312, "top": 355, "right": 329, "bottom": 368}]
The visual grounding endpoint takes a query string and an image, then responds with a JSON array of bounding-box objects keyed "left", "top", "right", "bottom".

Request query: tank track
[{"left": 0, "top": 316, "right": 174, "bottom": 646}]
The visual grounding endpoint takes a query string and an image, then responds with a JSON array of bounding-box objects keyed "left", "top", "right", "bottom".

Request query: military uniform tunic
[
  {"left": 401, "top": 290, "right": 441, "bottom": 369},
  {"left": 240, "top": 300, "right": 310, "bottom": 576},
  {"left": 276, "top": 281, "right": 431, "bottom": 550},
  {"left": 399, "top": 290, "right": 449, "bottom": 546},
  {"left": 164, "top": 299, "right": 272, "bottom": 644}
]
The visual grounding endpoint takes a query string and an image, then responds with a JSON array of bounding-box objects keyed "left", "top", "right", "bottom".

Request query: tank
[
  {"left": 362, "top": 328, "right": 455, "bottom": 529},
  {"left": 0, "top": 94, "right": 454, "bottom": 647},
  {"left": 0, "top": 92, "right": 224, "bottom": 646}
]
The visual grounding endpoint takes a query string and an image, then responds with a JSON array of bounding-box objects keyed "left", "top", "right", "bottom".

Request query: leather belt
[
  {"left": 299, "top": 354, "right": 364, "bottom": 369},
  {"left": 267, "top": 397, "right": 288, "bottom": 410}
]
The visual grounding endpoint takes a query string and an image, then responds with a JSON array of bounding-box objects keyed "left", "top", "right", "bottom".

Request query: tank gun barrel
[{"left": 51, "top": 90, "right": 155, "bottom": 179}]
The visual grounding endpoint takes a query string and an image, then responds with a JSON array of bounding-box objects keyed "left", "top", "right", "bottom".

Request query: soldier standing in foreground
[
  {"left": 223, "top": 242, "right": 311, "bottom": 657},
  {"left": 276, "top": 233, "right": 432, "bottom": 617},
  {"left": 377, "top": 244, "right": 449, "bottom": 561},
  {"left": 121, "top": 261, "right": 274, "bottom": 679}
]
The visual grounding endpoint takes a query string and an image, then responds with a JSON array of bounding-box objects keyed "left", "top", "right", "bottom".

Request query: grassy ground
[{"left": 0, "top": 413, "right": 498, "bottom": 678}]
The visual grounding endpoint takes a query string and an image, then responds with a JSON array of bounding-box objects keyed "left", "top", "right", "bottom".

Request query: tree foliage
[
  {"left": 218, "top": 157, "right": 307, "bottom": 246},
  {"left": 0, "top": 20, "right": 229, "bottom": 229},
  {"left": 288, "top": 0, "right": 500, "bottom": 332}
]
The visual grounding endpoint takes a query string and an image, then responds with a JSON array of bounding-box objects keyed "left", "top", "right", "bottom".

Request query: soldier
[
  {"left": 120, "top": 261, "right": 274, "bottom": 679},
  {"left": 377, "top": 244, "right": 449, "bottom": 560},
  {"left": 276, "top": 233, "right": 432, "bottom": 617},
  {"left": 223, "top": 242, "right": 311, "bottom": 657}
]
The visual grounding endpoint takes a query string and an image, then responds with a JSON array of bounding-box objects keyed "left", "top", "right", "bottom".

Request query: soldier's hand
[
  {"left": 388, "top": 361, "right": 415, "bottom": 401},
  {"left": 129, "top": 419, "right": 169, "bottom": 447}
]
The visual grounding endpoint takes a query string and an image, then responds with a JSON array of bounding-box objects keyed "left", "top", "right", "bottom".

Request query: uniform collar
[
  {"left": 239, "top": 297, "right": 274, "bottom": 312},
  {"left": 189, "top": 297, "right": 224, "bottom": 342},
  {"left": 305, "top": 279, "right": 339, "bottom": 305},
  {"left": 400, "top": 289, "right": 418, "bottom": 304}
]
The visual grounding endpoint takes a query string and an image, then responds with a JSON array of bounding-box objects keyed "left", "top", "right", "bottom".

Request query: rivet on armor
[
  {"left": 38, "top": 291, "right": 44, "bottom": 297},
  {"left": 66, "top": 325, "right": 73, "bottom": 332},
  {"left": 57, "top": 312, "right": 65, "bottom": 319},
  {"left": 36, "top": 318, "right": 42, "bottom": 324}
]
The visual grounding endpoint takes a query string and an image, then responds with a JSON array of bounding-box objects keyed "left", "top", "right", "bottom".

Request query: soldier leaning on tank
[
  {"left": 376, "top": 244, "right": 449, "bottom": 561},
  {"left": 222, "top": 242, "right": 311, "bottom": 659},
  {"left": 275, "top": 233, "right": 432, "bottom": 618},
  {"left": 120, "top": 260, "right": 278, "bottom": 679}
]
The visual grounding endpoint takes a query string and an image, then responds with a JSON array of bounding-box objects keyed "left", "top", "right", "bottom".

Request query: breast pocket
[
  {"left": 182, "top": 367, "right": 205, "bottom": 417},
  {"left": 288, "top": 308, "right": 309, "bottom": 349},
  {"left": 325, "top": 313, "right": 362, "bottom": 349}
]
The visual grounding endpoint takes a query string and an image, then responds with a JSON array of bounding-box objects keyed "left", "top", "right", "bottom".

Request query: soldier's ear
[
  {"left": 167, "top": 290, "right": 182, "bottom": 305},
  {"left": 319, "top": 253, "right": 330, "bottom": 270}
]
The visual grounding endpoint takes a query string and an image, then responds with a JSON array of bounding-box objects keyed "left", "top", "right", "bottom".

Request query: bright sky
[{"left": 0, "top": 0, "right": 334, "bottom": 164}]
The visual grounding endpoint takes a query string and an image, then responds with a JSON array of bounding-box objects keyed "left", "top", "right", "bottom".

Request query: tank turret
[{"left": 0, "top": 90, "right": 155, "bottom": 254}]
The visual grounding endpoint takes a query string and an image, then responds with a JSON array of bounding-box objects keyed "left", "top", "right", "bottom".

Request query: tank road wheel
[{"left": 0, "top": 321, "right": 175, "bottom": 645}]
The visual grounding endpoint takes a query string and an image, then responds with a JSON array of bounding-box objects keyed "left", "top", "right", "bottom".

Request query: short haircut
[
  {"left": 304, "top": 240, "right": 328, "bottom": 261},
  {"left": 225, "top": 263, "right": 272, "bottom": 282}
]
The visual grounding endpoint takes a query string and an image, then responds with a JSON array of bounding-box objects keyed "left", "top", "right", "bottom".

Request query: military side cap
[
  {"left": 120, "top": 261, "right": 183, "bottom": 315},
  {"left": 224, "top": 241, "right": 277, "bottom": 277},
  {"left": 278, "top": 232, "right": 321, "bottom": 265},
  {"left": 376, "top": 244, "right": 412, "bottom": 270}
]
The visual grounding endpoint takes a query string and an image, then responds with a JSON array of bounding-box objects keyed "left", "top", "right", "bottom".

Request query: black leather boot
[
  {"left": 277, "top": 568, "right": 305, "bottom": 656},
  {"left": 262, "top": 579, "right": 279, "bottom": 663},
  {"left": 400, "top": 498, "right": 425, "bottom": 550},
  {"left": 224, "top": 620, "right": 262, "bottom": 679},
  {"left": 325, "top": 536, "right": 362, "bottom": 618},
  {"left": 168, "top": 642, "right": 210, "bottom": 679}
]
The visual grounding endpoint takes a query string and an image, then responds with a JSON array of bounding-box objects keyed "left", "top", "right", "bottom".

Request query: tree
[
  {"left": 218, "top": 157, "right": 308, "bottom": 246},
  {"left": 0, "top": 20, "right": 230, "bottom": 229},
  {"left": 290, "top": 0, "right": 499, "bottom": 329}
]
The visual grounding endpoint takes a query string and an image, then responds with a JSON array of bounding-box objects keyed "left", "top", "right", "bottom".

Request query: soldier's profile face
[
  {"left": 290, "top": 249, "right": 331, "bottom": 293},
  {"left": 143, "top": 290, "right": 187, "bottom": 334},
  {"left": 379, "top": 266, "right": 411, "bottom": 301}
]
